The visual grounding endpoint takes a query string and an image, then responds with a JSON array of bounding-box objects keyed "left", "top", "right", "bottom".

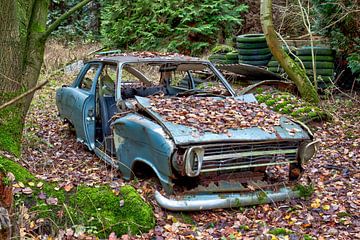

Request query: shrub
[{"left": 100, "top": 0, "right": 248, "bottom": 55}]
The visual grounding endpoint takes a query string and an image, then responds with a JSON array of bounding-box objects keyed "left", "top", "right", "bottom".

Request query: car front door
[{"left": 72, "top": 62, "right": 102, "bottom": 149}]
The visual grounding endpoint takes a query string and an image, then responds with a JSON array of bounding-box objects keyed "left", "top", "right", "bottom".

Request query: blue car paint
[{"left": 112, "top": 113, "right": 175, "bottom": 192}]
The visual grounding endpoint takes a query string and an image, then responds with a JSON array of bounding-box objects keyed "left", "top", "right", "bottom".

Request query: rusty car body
[{"left": 56, "top": 53, "right": 317, "bottom": 211}]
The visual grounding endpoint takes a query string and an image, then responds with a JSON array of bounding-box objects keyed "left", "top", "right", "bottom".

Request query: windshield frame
[{"left": 115, "top": 60, "right": 237, "bottom": 101}]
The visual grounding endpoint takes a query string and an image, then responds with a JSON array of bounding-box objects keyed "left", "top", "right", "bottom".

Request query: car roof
[{"left": 91, "top": 52, "right": 206, "bottom": 64}]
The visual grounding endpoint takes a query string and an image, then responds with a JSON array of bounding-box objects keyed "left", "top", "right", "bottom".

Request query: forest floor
[{"left": 17, "top": 65, "right": 360, "bottom": 240}]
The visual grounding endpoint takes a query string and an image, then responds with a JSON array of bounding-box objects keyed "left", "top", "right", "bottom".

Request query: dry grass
[{"left": 43, "top": 39, "right": 102, "bottom": 71}]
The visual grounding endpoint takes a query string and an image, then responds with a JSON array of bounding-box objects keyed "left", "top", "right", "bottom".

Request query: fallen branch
[{"left": 0, "top": 80, "right": 48, "bottom": 111}]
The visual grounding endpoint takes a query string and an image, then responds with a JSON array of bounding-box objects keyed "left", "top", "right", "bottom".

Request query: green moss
[
  {"left": 0, "top": 156, "right": 34, "bottom": 182},
  {"left": 0, "top": 157, "right": 154, "bottom": 237},
  {"left": 255, "top": 94, "right": 272, "bottom": 103},
  {"left": 304, "top": 234, "right": 314, "bottom": 240},
  {"left": 268, "top": 228, "right": 293, "bottom": 236},
  {"left": 265, "top": 99, "right": 276, "bottom": 106},
  {"left": 0, "top": 105, "right": 23, "bottom": 156},
  {"left": 294, "top": 184, "right": 314, "bottom": 198},
  {"left": 72, "top": 185, "right": 154, "bottom": 237}
]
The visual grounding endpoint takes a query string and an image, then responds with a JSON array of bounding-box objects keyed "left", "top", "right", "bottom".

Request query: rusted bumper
[{"left": 155, "top": 187, "right": 300, "bottom": 211}]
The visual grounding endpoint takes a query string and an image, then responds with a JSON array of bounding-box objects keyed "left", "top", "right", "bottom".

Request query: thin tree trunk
[{"left": 260, "top": 0, "right": 320, "bottom": 104}]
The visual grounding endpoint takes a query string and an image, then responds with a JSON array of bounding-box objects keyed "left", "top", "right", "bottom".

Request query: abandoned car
[{"left": 56, "top": 53, "right": 318, "bottom": 210}]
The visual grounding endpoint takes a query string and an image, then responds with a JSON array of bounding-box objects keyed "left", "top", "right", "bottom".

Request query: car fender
[{"left": 112, "top": 113, "right": 175, "bottom": 191}]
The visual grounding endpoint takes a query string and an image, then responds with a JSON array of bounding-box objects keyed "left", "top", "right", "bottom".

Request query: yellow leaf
[
  {"left": 284, "top": 214, "right": 291, "bottom": 220},
  {"left": 18, "top": 182, "right": 25, "bottom": 188},
  {"left": 28, "top": 182, "right": 35, "bottom": 187},
  {"left": 311, "top": 198, "right": 321, "bottom": 208},
  {"left": 30, "top": 221, "right": 36, "bottom": 229},
  {"left": 271, "top": 235, "right": 278, "bottom": 240},
  {"left": 37, "top": 182, "right": 44, "bottom": 188},
  {"left": 322, "top": 204, "right": 330, "bottom": 211}
]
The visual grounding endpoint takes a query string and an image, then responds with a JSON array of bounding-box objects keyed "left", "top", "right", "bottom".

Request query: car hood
[{"left": 135, "top": 95, "right": 311, "bottom": 145}]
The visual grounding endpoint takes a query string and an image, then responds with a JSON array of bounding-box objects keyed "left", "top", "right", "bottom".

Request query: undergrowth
[{"left": 0, "top": 156, "right": 155, "bottom": 238}]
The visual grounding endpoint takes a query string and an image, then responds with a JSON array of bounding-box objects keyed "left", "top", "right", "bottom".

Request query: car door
[{"left": 70, "top": 62, "right": 102, "bottom": 149}]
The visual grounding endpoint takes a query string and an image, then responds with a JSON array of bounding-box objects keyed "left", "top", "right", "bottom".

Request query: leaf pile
[{"left": 149, "top": 95, "right": 282, "bottom": 134}]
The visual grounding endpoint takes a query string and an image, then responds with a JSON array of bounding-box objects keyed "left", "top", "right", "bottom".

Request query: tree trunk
[
  {"left": 0, "top": 0, "right": 23, "bottom": 97},
  {"left": 260, "top": 0, "right": 320, "bottom": 104},
  {"left": 0, "top": 0, "right": 92, "bottom": 156}
]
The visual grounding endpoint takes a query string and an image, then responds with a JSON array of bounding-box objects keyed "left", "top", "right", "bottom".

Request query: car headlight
[
  {"left": 184, "top": 147, "right": 204, "bottom": 177},
  {"left": 299, "top": 140, "right": 319, "bottom": 165}
]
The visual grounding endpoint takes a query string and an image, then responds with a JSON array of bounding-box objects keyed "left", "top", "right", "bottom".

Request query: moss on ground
[
  {"left": 255, "top": 90, "right": 329, "bottom": 122},
  {"left": 0, "top": 156, "right": 155, "bottom": 237}
]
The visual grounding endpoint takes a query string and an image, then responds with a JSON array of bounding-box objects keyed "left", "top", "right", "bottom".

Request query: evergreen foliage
[
  {"left": 48, "top": 0, "right": 100, "bottom": 41},
  {"left": 311, "top": 0, "right": 360, "bottom": 76},
  {"left": 100, "top": 0, "right": 248, "bottom": 54}
]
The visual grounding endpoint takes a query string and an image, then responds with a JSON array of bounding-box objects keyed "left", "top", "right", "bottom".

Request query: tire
[
  {"left": 238, "top": 47, "right": 270, "bottom": 55},
  {"left": 267, "top": 60, "right": 280, "bottom": 67},
  {"left": 238, "top": 53, "right": 272, "bottom": 61},
  {"left": 225, "top": 52, "right": 239, "bottom": 60},
  {"left": 296, "top": 61, "right": 334, "bottom": 69},
  {"left": 239, "top": 59, "right": 270, "bottom": 66},
  {"left": 236, "top": 34, "right": 266, "bottom": 43},
  {"left": 298, "top": 55, "right": 334, "bottom": 61},
  {"left": 267, "top": 67, "right": 284, "bottom": 73},
  {"left": 306, "top": 69, "right": 334, "bottom": 76},
  {"left": 236, "top": 42, "right": 268, "bottom": 49},
  {"left": 297, "top": 46, "right": 334, "bottom": 56}
]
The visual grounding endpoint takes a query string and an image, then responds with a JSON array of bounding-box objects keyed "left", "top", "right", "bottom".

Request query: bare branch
[
  {"left": 0, "top": 80, "right": 48, "bottom": 111},
  {"left": 42, "top": 0, "right": 92, "bottom": 41}
]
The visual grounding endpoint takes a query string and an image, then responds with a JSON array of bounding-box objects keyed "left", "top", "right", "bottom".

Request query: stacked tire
[
  {"left": 236, "top": 34, "right": 272, "bottom": 67},
  {"left": 296, "top": 46, "right": 335, "bottom": 88},
  {"left": 209, "top": 51, "right": 239, "bottom": 65},
  {"left": 267, "top": 47, "right": 295, "bottom": 75}
]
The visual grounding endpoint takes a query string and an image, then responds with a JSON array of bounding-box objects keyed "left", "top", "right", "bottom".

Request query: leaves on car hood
[{"left": 149, "top": 95, "right": 282, "bottom": 134}]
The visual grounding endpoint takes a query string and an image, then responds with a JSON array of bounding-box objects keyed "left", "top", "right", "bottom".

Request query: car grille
[{"left": 193, "top": 141, "right": 299, "bottom": 173}]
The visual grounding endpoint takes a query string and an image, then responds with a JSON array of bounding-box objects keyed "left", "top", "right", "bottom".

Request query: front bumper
[{"left": 155, "top": 187, "right": 300, "bottom": 211}]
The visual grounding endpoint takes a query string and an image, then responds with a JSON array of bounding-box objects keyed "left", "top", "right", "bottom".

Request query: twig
[
  {"left": 275, "top": 31, "right": 307, "bottom": 72},
  {"left": 63, "top": 203, "right": 75, "bottom": 226},
  {"left": 0, "top": 80, "right": 48, "bottom": 111},
  {"left": 298, "top": 0, "right": 317, "bottom": 89}
]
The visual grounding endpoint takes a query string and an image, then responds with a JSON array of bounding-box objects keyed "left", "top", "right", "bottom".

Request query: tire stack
[
  {"left": 267, "top": 47, "right": 295, "bottom": 75},
  {"left": 296, "top": 46, "right": 335, "bottom": 88},
  {"left": 267, "top": 56, "right": 285, "bottom": 75},
  {"left": 236, "top": 34, "right": 272, "bottom": 67},
  {"left": 209, "top": 51, "right": 239, "bottom": 65}
]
